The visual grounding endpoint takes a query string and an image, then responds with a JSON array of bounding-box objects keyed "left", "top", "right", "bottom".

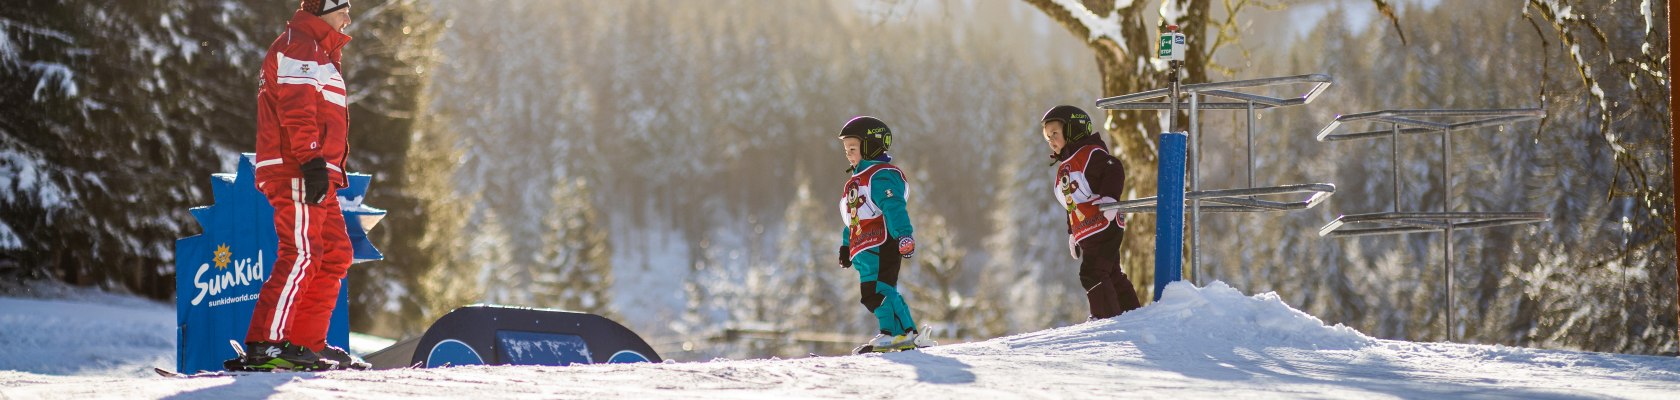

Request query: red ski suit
[{"left": 245, "top": 10, "right": 353, "bottom": 352}]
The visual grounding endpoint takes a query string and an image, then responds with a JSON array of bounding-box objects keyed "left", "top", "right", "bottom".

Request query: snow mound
[
  {"left": 1134, "top": 280, "right": 1374, "bottom": 349},
  {"left": 984, "top": 281, "right": 1373, "bottom": 354}
]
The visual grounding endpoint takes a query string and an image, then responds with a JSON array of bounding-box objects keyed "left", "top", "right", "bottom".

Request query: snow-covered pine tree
[
  {"left": 469, "top": 207, "right": 514, "bottom": 306},
  {"left": 0, "top": 0, "right": 291, "bottom": 296},
  {"left": 328, "top": 0, "right": 459, "bottom": 339},
  {"left": 534, "top": 178, "right": 614, "bottom": 318},
  {"left": 771, "top": 177, "right": 855, "bottom": 355},
  {"left": 980, "top": 123, "right": 1088, "bottom": 332},
  {"left": 0, "top": 1, "right": 456, "bottom": 322},
  {"left": 901, "top": 187, "right": 974, "bottom": 340}
]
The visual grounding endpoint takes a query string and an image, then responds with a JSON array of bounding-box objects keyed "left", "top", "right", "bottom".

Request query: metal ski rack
[
  {"left": 1315, "top": 107, "right": 1550, "bottom": 341},
  {"left": 1097, "top": 73, "right": 1338, "bottom": 285}
]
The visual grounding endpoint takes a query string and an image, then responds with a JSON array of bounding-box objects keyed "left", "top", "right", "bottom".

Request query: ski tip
[{"left": 848, "top": 344, "right": 935, "bottom": 355}]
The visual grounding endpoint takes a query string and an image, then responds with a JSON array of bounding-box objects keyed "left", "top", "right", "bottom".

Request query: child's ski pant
[
  {"left": 853, "top": 242, "right": 917, "bottom": 335},
  {"left": 1078, "top": 228, "right": 1142, "bottom": 319}
]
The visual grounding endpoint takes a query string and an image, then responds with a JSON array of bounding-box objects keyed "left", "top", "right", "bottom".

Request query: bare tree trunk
[{"left": 1670, "top": 0, "right": 1678, "bottom": 352}]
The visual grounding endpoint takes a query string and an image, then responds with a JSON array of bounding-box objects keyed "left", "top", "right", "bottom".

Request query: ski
[
  {"left": 153, "top": 367, "right": 188, "bottom": 378},
  {"left": 155, "top": 340, "right": 259, "bottom": 377},
  {"left": 852, "top": 325, "right": 938, "bottom": 354},
  {"left": 851, "top": 344, "right": 927, "bottom": 355},
  {"left": 153, "top": 367, "right": 258, "bottom": 378}
]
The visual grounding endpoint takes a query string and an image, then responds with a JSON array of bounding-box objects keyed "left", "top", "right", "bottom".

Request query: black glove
[
  {"left": 838, "top": 245, "right": 852, "bottom": 269},
  {"left": 301, "top": 157, "right": 330, "bottom": 205}
]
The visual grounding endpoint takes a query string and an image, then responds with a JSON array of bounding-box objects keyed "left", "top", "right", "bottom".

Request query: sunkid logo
[{"left": 190, "top": 244, "right": 266, "bottom": 306}]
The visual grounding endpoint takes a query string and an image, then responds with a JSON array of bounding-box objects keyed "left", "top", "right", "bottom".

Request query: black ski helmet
[
  {"left": 838, "top": 116, "right": 892, "bottom": 159},
  {"left": 1041, "top": 105, "right": 1094, "bottom": 142}
]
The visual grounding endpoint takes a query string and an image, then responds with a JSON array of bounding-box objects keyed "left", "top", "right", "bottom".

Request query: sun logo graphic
[{"left": 213, "top": 244, "right": 233, "bottom": 270}]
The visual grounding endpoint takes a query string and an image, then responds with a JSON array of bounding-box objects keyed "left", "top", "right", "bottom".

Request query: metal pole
[
  {"left": 1443, "top": 127, "right": 1454, "bottom": 342},
  {"left": 1392, "top": 123, "right": 1401, "bottom": 212},
  {"left": 1442, "top": 125, "right": 1454, "bottom": 342},
  {"left": 1445, "top": 226, "right": 1454, "bottom": 342},
  {"left": 1168, "top": 88, "right": 1179, "bottom": 133},
  {"left": 1247, "top": 101, "right": 1256, "bottom": 190},
  {"left": 1443, "top": 127, "right": 1451, "bottom": 212},
  {"left": 1167, "top": 58, "right": 1181, "bottom": 133},
  {"left": 1190, "top": 92, "right": 1201, "bottom": 285}
]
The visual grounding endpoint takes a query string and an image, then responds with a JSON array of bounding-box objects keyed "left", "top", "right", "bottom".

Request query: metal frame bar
[
  {"left": 1316, "top": 108, "right": 1544, "bottom": 142},
  {"left": 1098, "top": 74, "right": 1335, "bottom": 286},
  {"left": 1102, "top": 184, "right": 1336, "bottom": 214},
  {"left": 1190, "top": 93, "right": 1201, "bottom": 284},
  {"left": 1319, "top": 212, "right": 1550, "bottom": 238},
  {"left": 1315, "top": 107, "right": 1549, "bottom": 342},
  {"left": 1319, "top": 211, "right": 1547, "bottom": 343},
  {"left": 1320, "top": 108, "right": 1547, "bottom": 232},
  {"left": 1096, "top": 74, "right": 1334, "bottom": 111}
]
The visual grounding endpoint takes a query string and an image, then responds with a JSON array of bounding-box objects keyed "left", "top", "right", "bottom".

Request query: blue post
[{"left": 1154, "top": 132, "right": 1187, "bottom": 301}]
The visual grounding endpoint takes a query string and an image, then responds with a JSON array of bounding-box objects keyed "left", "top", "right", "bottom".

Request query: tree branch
[{"left": 1370, "top": 0, "right": 1408, "bottom": 45}]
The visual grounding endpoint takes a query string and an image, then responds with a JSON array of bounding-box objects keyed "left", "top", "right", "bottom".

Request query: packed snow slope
[{"left": 3, "top": 281, "right": 1678, "bottom": 399}]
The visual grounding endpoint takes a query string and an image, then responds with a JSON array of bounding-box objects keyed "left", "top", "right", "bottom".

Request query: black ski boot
[
  {"left": 319, "top": 345, "right": 371, "bottom": 370},
  {"left": 236, "top": 341, "right": 338, "bottom": 372}
]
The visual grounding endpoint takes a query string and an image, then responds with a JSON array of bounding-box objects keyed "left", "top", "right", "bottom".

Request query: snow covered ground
[
  {"left": 2, "top": 281, "right": 1677, "bottom": 399},
  {"left": 0, "top": 292, "right": 175, "bottom": 378}
]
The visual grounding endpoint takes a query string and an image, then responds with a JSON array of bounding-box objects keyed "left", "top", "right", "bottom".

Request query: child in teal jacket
[{"left": 835, "top": 116, "right": 932, "bottom": 353}]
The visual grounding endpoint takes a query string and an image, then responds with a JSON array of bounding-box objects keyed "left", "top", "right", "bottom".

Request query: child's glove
[
  {"left": 1096, "top": 196, "right": 1120, "bottom": 223},
  {"left": 1068, "top": 234, "right": 1081, "bottom": 260},
  {"left": 837, "top": 245, "right": 852, "bottom": 269},
  {"left": 898, "top": 237, "right": 916, "bottom": 258}
]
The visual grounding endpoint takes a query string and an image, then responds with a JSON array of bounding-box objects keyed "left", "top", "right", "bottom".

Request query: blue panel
[
  {"left": 607, "top": 350, "right": 651, "bottom": 364},
  {"left": 173, "top": 153, "right": 380, "bottom": 373},
  {"left": 398, "top": 306, "right": 663, "bottom": 369},
  {"left": 1154, "top": 132, "right": 1187, "bottom": 301},
  {"left": 495, "top": 330, "right": 594, "bottom": 366},
  {"left": 427, "top": 340, "right": 485, "bottom": 368}
]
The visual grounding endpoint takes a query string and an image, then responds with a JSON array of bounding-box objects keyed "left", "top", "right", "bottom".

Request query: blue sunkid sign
[{"left": 174, "top": 153, "right": 385, "bottom": 373}]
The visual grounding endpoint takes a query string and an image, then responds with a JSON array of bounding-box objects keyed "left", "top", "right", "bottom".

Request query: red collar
[{"left": 288, "top": 10, "right": 352, "bottom": 56}]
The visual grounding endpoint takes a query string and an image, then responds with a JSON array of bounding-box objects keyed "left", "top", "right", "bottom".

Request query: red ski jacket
[{"left": 254, "top": 10, "right": 352, "bottom": 186}]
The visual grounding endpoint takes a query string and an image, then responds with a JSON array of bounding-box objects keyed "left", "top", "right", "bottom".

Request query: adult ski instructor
[{"left": 232, "top": 0, "right": 367, "bottom": 372}]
